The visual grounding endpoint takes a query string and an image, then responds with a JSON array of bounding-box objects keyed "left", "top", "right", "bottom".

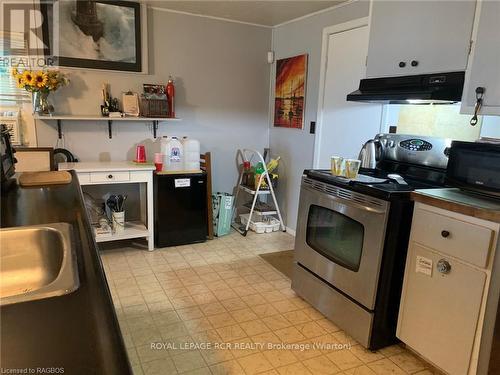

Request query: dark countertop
[
  {"left": 0, "top": 172, "right": 131, "bottom": 375},
  {"left": 412, "top": 188, "right": 500, "bottom": 223}
]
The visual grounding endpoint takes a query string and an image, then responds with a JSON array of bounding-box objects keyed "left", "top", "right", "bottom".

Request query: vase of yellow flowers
[
  {"left": 12, "top": 69, "right": 69, "bottom": 115},
  {"left": 32, "top": 91, "right": 51, "bottom": 115}
]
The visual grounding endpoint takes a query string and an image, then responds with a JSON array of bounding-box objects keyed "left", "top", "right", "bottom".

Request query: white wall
[
  {"left": 35, "top": 8, "right": 271, "bottom": 193},
  {"left": 479, "top": 116, "right": 500, "bottom": 139},
  {"left": 269, "top": 0, "right": 370, "bottom": 231},
  {"left": 381, "top": 105, "right": 500, "bottom": 140}
]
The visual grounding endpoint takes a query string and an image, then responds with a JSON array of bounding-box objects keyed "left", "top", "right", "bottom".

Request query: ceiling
[{"left": 148, "top": 1, "right": 344, "bottom": 27}]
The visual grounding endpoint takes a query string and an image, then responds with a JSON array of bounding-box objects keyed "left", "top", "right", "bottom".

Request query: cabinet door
[
  {"left": 397, "top": 243, "right": 486, "bottom": 375},
  {"left": 461, "top": 0, "right": 500, "bottom": 115},
  {"left": 366, "top": 1, "right": 476, "bottom": 78}
]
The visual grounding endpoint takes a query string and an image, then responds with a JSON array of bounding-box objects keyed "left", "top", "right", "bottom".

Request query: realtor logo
[{"left": 1, "top": 1, "right": 57, "bottom": 68}]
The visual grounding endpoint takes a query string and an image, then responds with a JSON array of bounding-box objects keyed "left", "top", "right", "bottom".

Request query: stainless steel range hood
[{"left": 346, "top": 72, "right": 465, "bottom": 104}]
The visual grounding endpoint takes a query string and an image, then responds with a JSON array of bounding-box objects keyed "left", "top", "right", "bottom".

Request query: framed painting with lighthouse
[
  {"left": 273, "top": 54, "right": 308, "bottom": 129},
  {"left": 42, "top": 0, "right": 142, "bottom": 72}
]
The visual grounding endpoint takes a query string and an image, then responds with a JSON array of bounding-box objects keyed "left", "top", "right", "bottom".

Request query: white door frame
[{"left": 312, "top": 17, "right": 370, "bottom": 168}]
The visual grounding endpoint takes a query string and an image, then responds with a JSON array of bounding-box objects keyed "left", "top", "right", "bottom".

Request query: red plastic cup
[
  {"left": 155, "top": 163, "right": 163, "bottom": 172},
  {"left": 136, "top": 145, "right": 146, "bottom": 163}
]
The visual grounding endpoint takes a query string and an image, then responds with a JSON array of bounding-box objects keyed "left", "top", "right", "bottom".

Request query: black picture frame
[{"left": 43, "top": 0, "right": 142, "bottom": 72}]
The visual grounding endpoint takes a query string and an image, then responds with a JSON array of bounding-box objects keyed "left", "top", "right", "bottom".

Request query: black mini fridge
[{"left": 154, "top": 172, "right": 208, "bottom": 247}]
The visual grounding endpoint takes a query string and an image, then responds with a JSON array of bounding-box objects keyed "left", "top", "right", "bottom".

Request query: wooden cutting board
[{"left": 19, "top": 171, "right": 72, "bottom": 187}]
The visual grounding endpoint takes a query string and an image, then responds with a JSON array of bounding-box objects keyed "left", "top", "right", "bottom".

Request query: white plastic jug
[
  {"left": 182, "top": 136, "right": 200, "bottom": 171},
  {"left": 161, "top": 136, "right": 184, "bottom": 171}
]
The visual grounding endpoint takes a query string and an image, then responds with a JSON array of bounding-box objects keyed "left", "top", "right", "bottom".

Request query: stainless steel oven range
[{"left": 292, "top": 133, "right": 451, "bottom": 350}]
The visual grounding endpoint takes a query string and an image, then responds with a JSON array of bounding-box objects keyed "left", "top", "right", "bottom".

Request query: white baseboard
[{"left": 285, "top": 227, "right": 296, "bottom": 236}]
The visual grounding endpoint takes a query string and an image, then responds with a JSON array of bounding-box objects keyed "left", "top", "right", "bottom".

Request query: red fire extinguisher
[{"left": 166, "top": 76, "right": 175, "bottom": 118}]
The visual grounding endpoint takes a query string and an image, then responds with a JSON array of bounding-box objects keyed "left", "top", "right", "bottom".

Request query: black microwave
[{"left": 446, "top": 140, "right": 500, "bottom": 198}]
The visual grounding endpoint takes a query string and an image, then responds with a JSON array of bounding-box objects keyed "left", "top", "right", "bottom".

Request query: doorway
[{"left": 313, "top": 19, "right": 382, "bottom": 168}]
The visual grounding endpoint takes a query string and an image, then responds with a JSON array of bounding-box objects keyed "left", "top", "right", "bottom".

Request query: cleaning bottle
[
  {"left": 266, "top": 156, "right": 281, "bottom": 173},
  {"left": 254, "top": 162, "right": 268, "bottom": 190},
  {"left": 241, "top": 161, "right": 251, "bottom": 187},
  {"left": 166, "top": 76, "right": 175, "bottom": 118}
]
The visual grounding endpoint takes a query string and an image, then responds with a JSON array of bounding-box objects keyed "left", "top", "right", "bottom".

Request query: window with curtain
[{"left": 0, "top": 31, "right": 30, "bottom": 105}]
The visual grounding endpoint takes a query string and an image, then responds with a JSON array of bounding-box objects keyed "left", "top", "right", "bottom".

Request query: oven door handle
[
  {"left": 303, "top": 185, "right": 389, "bottom": 215},
  {"left": 331, "top": 197, "right": 387, "bottom": 215}
]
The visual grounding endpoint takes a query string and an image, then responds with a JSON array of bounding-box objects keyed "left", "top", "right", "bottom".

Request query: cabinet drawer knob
[
  {"left": 411, "top": 60, "right": 419, "bottom": 67},
  {"left": 108, "top": 174, "right": 113, "bottom": 179},
  {"left": 441, "top": 230, "right": 450, "bottom": 238},
  {"left": 437, "top": 259, "right": 451, "bottom": 274},
  {"left": 398, "top": 61, "right": 406, "bottom": 68}
]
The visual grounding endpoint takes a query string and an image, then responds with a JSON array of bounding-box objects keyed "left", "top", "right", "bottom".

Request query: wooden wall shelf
[{"left": 34, "top": 115, "right": 181, "bottom": 139}]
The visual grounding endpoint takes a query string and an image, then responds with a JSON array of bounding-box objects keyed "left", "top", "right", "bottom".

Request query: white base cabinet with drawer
[
  {"left": 397, "top": 203, "right": 500, "bottom": 375},
  {"left": 398, "top": 243, "right": 486, "bottom": 375},
  {"left": 90, "top": 171, "right": 131, "bottom": 183},
  {"left": 410, "top": 208, "right": 493, "bottom": 268},
  {"left": 59, "top": 162, "right": 155, "bottom": 251}
]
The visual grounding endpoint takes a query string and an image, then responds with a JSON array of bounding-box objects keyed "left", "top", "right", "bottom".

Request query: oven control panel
[
  {"left": 399, "top": 139, "right": 433, "bottom": 151},
  {"left": 376, "top": 133, "right": 450, "bottom": 169}
]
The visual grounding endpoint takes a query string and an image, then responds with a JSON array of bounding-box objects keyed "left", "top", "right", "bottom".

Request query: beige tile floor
[{"left": 100, "top": 231, "right": 439, "bottom": 375}]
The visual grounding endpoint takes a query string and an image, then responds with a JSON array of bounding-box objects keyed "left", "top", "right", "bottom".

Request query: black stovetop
[{"left": 305, "top": 161, "right": 447, "bottom": 201}]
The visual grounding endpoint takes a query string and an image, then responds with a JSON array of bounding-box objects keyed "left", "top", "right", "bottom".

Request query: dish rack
[
  {"left": 239, "top": 214, "right": 281, "bottom": 234},
  {"left": 231, "top": 148, "right": 285, "bottom": 236}
]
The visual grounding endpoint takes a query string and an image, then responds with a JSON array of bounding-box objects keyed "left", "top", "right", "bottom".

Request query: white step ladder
[{"left": 231, "top": 149, "right": 285, "bottom": 236}]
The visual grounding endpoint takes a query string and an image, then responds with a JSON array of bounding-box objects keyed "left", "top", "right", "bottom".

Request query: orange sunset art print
[{"left": 274, "top": 54, "right": 308, "bottom": 129}]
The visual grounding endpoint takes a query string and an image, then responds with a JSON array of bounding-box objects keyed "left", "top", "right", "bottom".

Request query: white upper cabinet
[
  {"left": 366, "top": 1, "right": 476, "bottom": 78},
  {"left": 461, "top": 0, "right": 500, "bottom": 115}
]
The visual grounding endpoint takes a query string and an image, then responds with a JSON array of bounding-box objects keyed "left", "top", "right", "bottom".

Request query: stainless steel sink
[{"left": 0, "top": 223, "right": 80, "bottom": 306}]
